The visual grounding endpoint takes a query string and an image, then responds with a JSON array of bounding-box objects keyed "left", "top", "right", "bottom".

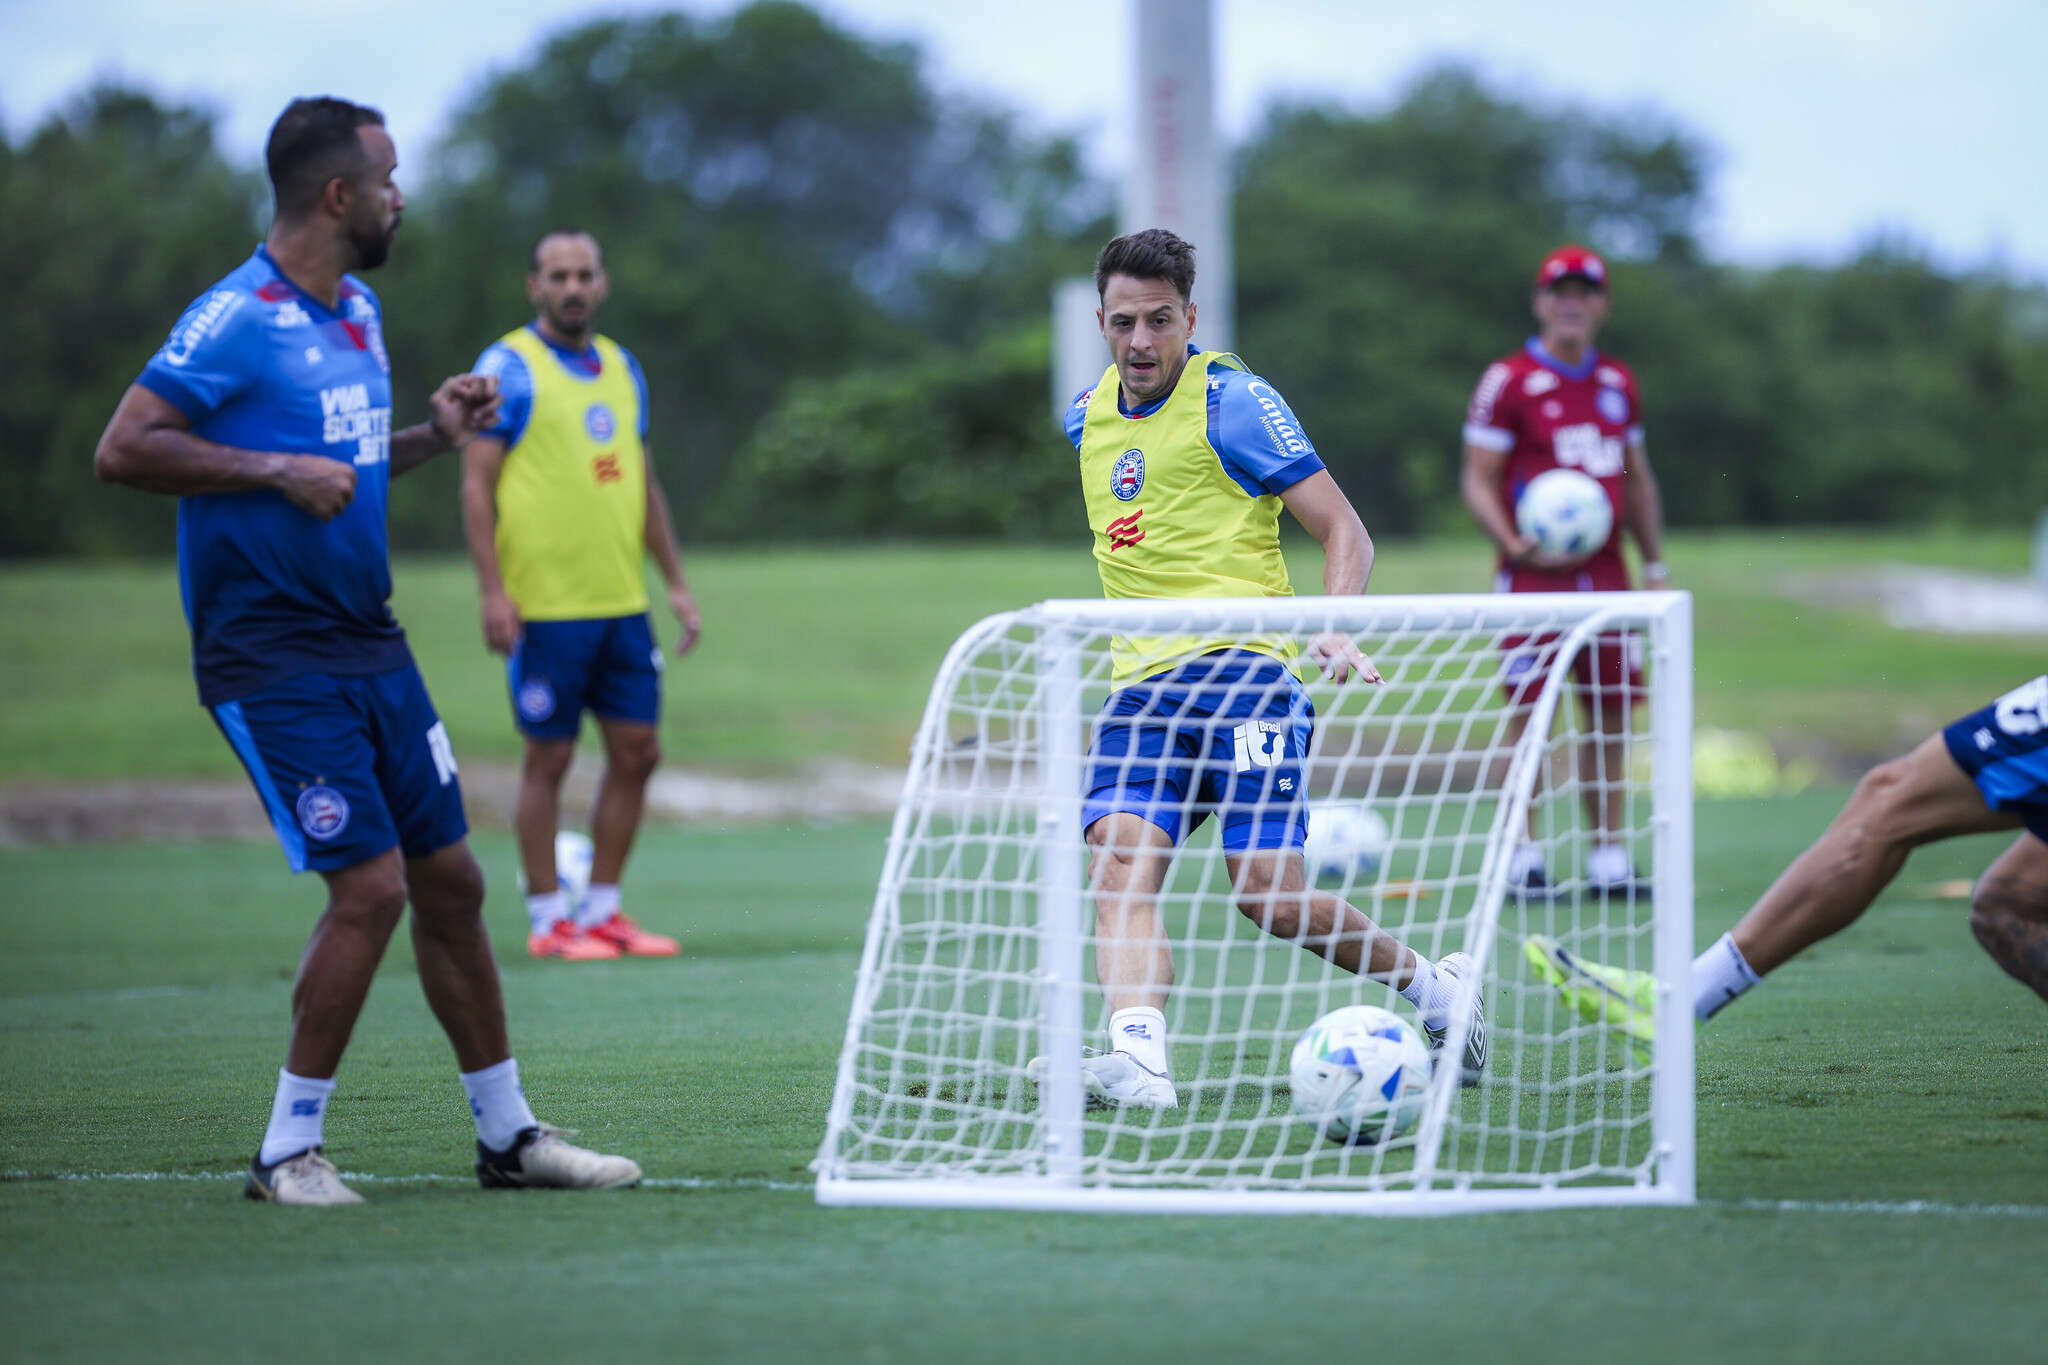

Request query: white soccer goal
[{"left": 815, "top": 592, "right": 1694, "bottom": 1215}]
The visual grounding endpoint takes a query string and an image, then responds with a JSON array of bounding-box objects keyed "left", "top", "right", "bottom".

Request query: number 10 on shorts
[{"left": 1233, "top": 720, "right": 1286, "bottom": 772}]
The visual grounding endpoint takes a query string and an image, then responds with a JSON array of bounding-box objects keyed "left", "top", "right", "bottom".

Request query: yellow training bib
[
  {"left": 1077, "top": 351, "right": 1296, "bottom": 682},
  {"left": 493, "top": 328, "right": 648, "bottom": 621}
]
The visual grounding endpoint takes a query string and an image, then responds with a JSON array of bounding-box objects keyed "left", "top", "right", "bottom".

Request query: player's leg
[
  {"left": 1577, "top": 629, "right": 1644, "bottom": 892},
  {"left": 1726, "top": 733, "right": 2015, "bottom": 978},
  {"left": 1968, "top": 834, "right": 2048, "bottom": 1006},
  {"left": 507, "top": 622, "right": 617, "bottom": 960},
  {"left": 370, "top": 664, "right": 641, "bottom": 1190},
  {"left": 1025, "top": 686, "right": 1188, "bottom": 1109},
  {"left": 578, "top": 616, "right": 677, "bottom": 955},
  {"left": 213, "top": 673, "right": 416, "bottom": 1204},
  {"left": 1217, "top": 670, "right": 1488, "bottom": 1084},
  {"left": 1088, "top": 811, "right": 1177, "bottom": 1013},
  {"left": 1530, "top": 724, "right": 2024, "bottom": 1050},
  {"left": 1496, "top": 632, "right": 1555, "bottom": 892}
]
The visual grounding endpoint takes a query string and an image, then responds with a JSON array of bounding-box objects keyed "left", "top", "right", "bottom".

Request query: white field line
[
  {"left": 1, "top": 1169, "right": 811, "bottom": 1193},
  {"left": 5, "top": 1172, "right": 2048, "bottom": 1219}
]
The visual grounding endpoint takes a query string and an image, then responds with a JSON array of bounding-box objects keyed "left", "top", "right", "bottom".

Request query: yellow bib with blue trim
[
  {"left": 1078, "top": 351, "right": 1296, "bottom": 682},
  {"left": 494, "top": 328, "right": 648, "bottom": 621}
]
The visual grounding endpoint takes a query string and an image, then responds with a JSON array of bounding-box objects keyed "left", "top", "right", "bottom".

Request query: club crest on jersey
[
  {"left": 517, "top": 679, "right": 556, "bottom": 722},
  {"left": 296, "top": 785, "right": 350, "bottom": 841},
  {"left": 585, "top": 403, "right": 616, "bottom": 441},
  {"left": 1597, "top": 388, "right": 1630, "bottom": 423},
  {"left": 1111, "top": 448, "right": 1145, "bottom": 501}
]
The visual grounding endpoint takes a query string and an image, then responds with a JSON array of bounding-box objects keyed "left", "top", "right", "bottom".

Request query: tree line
[{"left": 5, "top": 0, "right": 2044, "bottom": 558}]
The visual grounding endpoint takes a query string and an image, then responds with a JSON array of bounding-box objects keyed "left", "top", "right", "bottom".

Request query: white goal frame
[{"left": 817, "top": 592, "right": 1694, "bottom": 1216}]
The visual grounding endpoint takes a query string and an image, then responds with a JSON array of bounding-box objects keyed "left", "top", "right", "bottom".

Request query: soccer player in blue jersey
[
  {"left": 93, "top": 97, "right": 642, "bottom": 1205},
  {"left": 1026, "top": 229, "right": 1487, "bottom": 1109},
  {"left": 1530, "top": 677, "right": 2048, "bottom": 1054},
  {"left": 461, "top": 230, "right": 700, "bottom": 963}
]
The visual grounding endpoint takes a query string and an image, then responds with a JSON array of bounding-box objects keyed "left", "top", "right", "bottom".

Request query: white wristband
[{"left": 1641, "top": 561, "right": 1669, "bottom": 581}]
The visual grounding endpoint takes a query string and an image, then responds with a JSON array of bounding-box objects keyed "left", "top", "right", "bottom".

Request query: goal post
[{"left": 817, "top": 592, "right": 1694, "bottom": 1215}]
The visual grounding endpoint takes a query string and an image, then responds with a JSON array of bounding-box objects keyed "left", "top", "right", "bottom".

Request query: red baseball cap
[{"left": 1535, "top": 245, "right": 1608, "bottom": 290}]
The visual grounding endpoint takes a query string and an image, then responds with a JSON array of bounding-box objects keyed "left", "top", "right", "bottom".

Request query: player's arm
[
  {"left": 392, "top": 374, "right": 503, "bottom": 477},
  {"left": 94, "top": 385, "right": 357, "bottom": 520},
  {"left": 1459, "top": 443, "right": 1580, "bottom": 573},
  {"left": 1622, "top": 437, "right": 1670, "bottom": 587},
  {"left": 642, "top": 452, "right": 701, "bottom": 656},
  {"left": 459, "top": 434, "right": 521, "bottom": 655},
  {"left": 1278, "top": 471, "right": 1382, "bottom": 684}
]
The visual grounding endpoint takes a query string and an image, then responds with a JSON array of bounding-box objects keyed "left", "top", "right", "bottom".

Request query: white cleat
[
  {"left": 1026, "top": 1048, "right": 1179, "bottom": 1110},
  {"left": 244, "top": 1147, "right": 364, "bottom": 1206},
  {"left": 1423, "top": 952, "right": 1489, "bottom": 1087},
  {"left": 475, "top": 1123, "right": 643, "bottom": 1190}
]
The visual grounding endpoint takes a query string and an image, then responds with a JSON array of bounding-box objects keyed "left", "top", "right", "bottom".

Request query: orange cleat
[
  {"left": 586, "top": 912, "right": 680, "bottom": 957},
  {"left": 527, "top": 919, "right": 623, "bottom": 961}
]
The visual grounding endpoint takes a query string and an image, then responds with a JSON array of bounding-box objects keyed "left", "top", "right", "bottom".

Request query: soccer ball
[
  {"left": 516, "top": 830, "right": 595, "bottom": 908},
  {"left": 1516, "top": 467, "right": 1614, "bottom": 560},
  {"left": 1303, "top": 802, "right": 1389, "bottom": 883},
  {"left": 1288, "top": 1004, "right": 1432, "bottom": 1144}
]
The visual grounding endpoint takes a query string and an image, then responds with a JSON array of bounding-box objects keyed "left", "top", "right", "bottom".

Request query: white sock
[
  {"left": 1107, "top": 1007, "right": 1170, "bottom": 1076},
  {"left": 574, "top": 882, "right": 622, "bottom": 930},
  {"left": 1587, "top": 843, "right": 1633, "bottom": 885},
  {"left": 257, "top": 1069, "right": 336, "bottom": 1166},
  {"left": 1399, "top": 955, "right": 1452, "bottom": 1029},
  {"left": 1693, "top": 932, "right": 1762, "bottom": 1021},
  {"left": 525, "top": 889, "right": 569, "bottom": 936},
  {"left": 461, "top": 1058, "right": 540, "bottom": 1152},
  {"left": 1509, "top": 844, "right": 1546, "bottom": 882}
]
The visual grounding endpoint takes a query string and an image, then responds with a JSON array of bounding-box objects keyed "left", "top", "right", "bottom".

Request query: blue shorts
[
  {"left": 1084, "top": 650, "right": 1314, "bottom": 854},
  {"left": 1944, "top": 677, "right": 2048, "bottom": 842},
  {"left": 507, "top": 614, "right": 662, "bottom": 740},
  {"left": 211, "top": 663, "right": 468, "bottom": 874}
]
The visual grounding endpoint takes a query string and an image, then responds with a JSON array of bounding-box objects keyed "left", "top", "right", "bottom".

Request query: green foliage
[
  {"left": 715, "top": 328, "right": 1079, "bottom": 538},
  {"left": 6, "top": 29, "right": 2048, "bottom": 557},
  {"left": 0, "top": 86, "right": 262, "bottom": 557}
]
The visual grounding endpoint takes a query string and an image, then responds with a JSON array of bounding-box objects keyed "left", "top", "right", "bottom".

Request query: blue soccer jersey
[{"left": 137, "top": 245, "right": 411, "bottom": 705}]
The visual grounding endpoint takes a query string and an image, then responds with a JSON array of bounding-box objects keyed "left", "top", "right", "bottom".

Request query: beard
[{"left": 347, "top": 214, "right": 400, "bottom": 271}]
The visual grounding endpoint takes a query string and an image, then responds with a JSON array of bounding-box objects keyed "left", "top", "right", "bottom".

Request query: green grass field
[
  {"left": 1, "top": 529, "right": 2039, "bottom": 779},
  {"left": 4, "top": 532, "right": 2045, "bottom": 1361},
  {"left": 4, "top": 800, "right": 2045, "bottom": 1363}
]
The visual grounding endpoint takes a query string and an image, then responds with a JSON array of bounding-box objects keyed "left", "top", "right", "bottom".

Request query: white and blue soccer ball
[
  {"left": 1516, "top": 467, "right": 1614, "bottom": 560},
  {"left": 1303, "top": 802, "right": 1389, "bottom": 883},
  {"left": 1288, "top": 1004, "right": 1432, "bottom": 1144},
  {"left": 516, "top": 830, "right": 595, "bottom": 909}
]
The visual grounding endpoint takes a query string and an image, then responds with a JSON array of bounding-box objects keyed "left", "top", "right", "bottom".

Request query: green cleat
[{"left": 1524, "top": 935, "right": 1656, "bottom": 1063}]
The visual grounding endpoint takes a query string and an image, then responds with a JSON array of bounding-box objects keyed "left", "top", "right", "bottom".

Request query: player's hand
[
  {"left": 429, "top": 373, "right": 501, "bottom": 448},
  {"left": 1308, "top": 631, "right": 1382, "bottom": 684},
  {"left": 1505, "top": 535, "right": 1586, "bottom": 574},
  {"left": 275, "top": 454, "right": 357, "bottom": 521},
  {"left": 669, "top": 585, "right": 702, "bottom": 656},
  {"left": 480, "top": 588, "right": 522, "bottom": 656},
  {"left": 1639, "top": 563, "right": 1673, "bottom": 590}
]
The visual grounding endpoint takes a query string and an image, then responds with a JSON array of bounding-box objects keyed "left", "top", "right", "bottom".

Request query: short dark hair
[
  {"left": 530, "top": 228, "right": 603, "bottom": 273},
  {"left": 1094, "top": 228, "right": 1196, "bottom": 303},
  {"left": 265, "top": 97, "right": 385, "bottom": 218}
]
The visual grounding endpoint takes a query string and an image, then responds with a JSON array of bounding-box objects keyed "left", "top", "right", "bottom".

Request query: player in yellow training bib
[
  {"left": 460, "top": 230, "right": 701, "bottom": 963},
  {"left": 1025, "top": 229, "right": 1487, "bottom": 1110}
]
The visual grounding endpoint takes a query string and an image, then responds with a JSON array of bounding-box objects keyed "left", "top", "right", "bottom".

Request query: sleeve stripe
[{"left": 1462, "top": 423, "right": 1515, "bottom": 453}]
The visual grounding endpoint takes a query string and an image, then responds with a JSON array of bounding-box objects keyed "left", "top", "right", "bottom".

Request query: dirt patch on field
[{"left": 0, "top": 760, "right": 906, "bottom": 847}]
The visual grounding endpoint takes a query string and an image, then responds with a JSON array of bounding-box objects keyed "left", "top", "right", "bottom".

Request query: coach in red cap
[{"left": 1458, "top": 244, "right": 1671, "bottom": 898}]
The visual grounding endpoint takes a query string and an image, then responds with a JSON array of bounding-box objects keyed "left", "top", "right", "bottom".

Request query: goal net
[{"left": 816, "top": 592, "right": 1693, "bottom": 1215}]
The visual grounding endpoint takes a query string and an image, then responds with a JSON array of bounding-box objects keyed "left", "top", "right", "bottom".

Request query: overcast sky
[{"left": 5, "top": 0, "right": 2044, "bottom": 281}]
